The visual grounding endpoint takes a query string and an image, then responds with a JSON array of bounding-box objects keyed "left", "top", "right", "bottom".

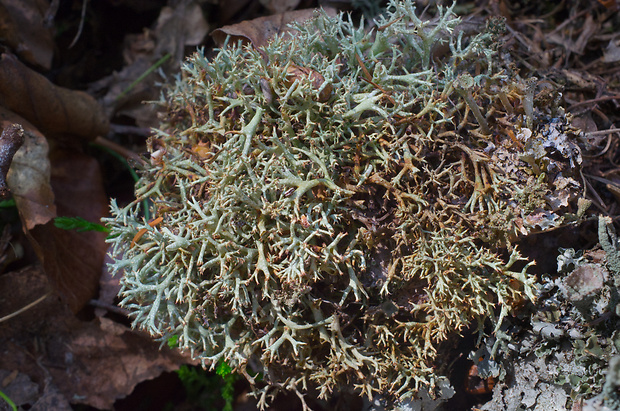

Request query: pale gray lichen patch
[
  {"left": 478, "top": 220, "right": 620, "bottom": 411},
  {"left": 104, "top": 0, "right": 587, "bottom": 407}
]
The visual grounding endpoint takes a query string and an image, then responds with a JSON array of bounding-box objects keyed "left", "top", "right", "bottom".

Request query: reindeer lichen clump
[{"left": 105, "top": 0, "right": 585, "bottom": 406}]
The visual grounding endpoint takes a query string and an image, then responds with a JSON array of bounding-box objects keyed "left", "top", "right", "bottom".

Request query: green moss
[{"left": 104, "top": 1, "right": 585, "bottom": 407}]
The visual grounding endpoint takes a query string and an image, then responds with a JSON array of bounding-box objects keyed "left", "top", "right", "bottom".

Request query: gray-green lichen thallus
[{"left": 104, "top": 1, "right": 588, "bottom": 407}]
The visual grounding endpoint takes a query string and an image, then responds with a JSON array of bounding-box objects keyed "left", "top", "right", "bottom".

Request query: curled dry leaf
[
  {"left": 155, "top": 2, "right": 210, "bottom": 55},
  {"left": 26, "top": 149, "right": 109, "bottom": 313},
  {"left": 0, "top": 0, "right": 54, "bottom": 69},
  {"left": 94, "top": 253, "right": 122, "bottom": 318},
  {"left": 546, "top": 13, "right": 600, "bottom": 56},
  {"left": 60, "top": 318, "right": 193, "bottom": 409},
  {"left": 285, "top": 63, "right": 333, "bottom": 102},
  {"left": 211, "top": 7, "right": 337, "bottom": 49},
  {"left": 0, "top": 370, "right": 68, "bottom": 410},
  {"left": 94, "top": 0, "right": 209, "bottom": 129},
  {"left": 603, "top": 38, "right": 620, "bottom": 63},
  {"left": 1, "top": 107, "right": 56, "bottom": 229},
  {"left": 0, "top": 53, "right": 109, "bottom": 142},
  {"left": 0, "top": 266, "right": 193, "bottom": 410}
]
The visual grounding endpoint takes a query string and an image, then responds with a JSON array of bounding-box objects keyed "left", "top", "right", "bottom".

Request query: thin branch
[
  {"left": 569, "top": 95, "right": 620, "bottom": 111},
  {"left": 89, "top": 299, "right": 130, "bottom": 316},
  {"left": 584, "top": 128, "right": 620, "bottom": 137}
]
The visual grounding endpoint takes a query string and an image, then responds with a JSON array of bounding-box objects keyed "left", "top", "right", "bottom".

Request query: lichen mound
[{"left": 105, "top": 0, "right": 585, "bottom": 406}]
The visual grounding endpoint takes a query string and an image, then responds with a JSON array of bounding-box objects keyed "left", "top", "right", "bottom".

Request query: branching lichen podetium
[{"left": 104, "top": 1, "right": 587, "bottom": 407}]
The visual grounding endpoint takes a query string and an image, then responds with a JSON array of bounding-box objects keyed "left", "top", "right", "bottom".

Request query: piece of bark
[{"left": 0, "top": 123, "right": 24, "bottom": 198}]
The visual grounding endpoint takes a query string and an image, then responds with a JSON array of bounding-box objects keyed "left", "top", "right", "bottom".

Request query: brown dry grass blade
[{"left": 0, "top": 53, "right": 109, "bottom": 141}]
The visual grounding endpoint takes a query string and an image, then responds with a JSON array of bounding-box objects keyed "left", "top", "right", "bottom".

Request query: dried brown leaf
[
  {"left": 68, "top": 331, "right": 178, "bottom": 408},
  {"left": 1, "top": 107, "right": 56, "bottom": 229},
  {"left": 547, "top": 14, "right": 600, "bottom": 56},
  {"left": 572, "top": 14, "right": 599, "bottom": 55},
  {"left": 211, "top": 7, "right": 337, "bottom": 49},
  {"left": 571, "top": 114, "right": 598, "bottom": 134},
  {"left": 57, "top": 317, "right": 189, "bottom": 409},
  {"left": 0, "top": 0, "right": 54, "bottom": 69},
  {"left": 122, "top": 30, "right": 157, "bottom": 65},
  {"left": 95, "top": 1, "right": 209, "bottom": 129},
  {"left": 0, "top": 53, "right": 109, "bottom": 141},
  {"left": 603, "top": 38, "right": 620, "bottom": 63},
  {"left": 0, "top": 266, "right": 193, "bottom": 410},
  {"left": 285, "top": 64, "right": 333, "bottom": 102},
  {"left": 94, "top": 254, "right": 122, "bottom": 318},
  {"left": 98, "top": 57, "right": 162, "bottom": 128},
  {"left": 155, "top": 2, "right": 209, "bottom": 51},
  {"left": 26, "top": 149, "right": 108, "bottom": 313},
  {"left": 0, "top": 370, "right": 71, "bottom": 411},
  {"left": 0, "top": 370, "right": 39, "bottom": 407}
]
